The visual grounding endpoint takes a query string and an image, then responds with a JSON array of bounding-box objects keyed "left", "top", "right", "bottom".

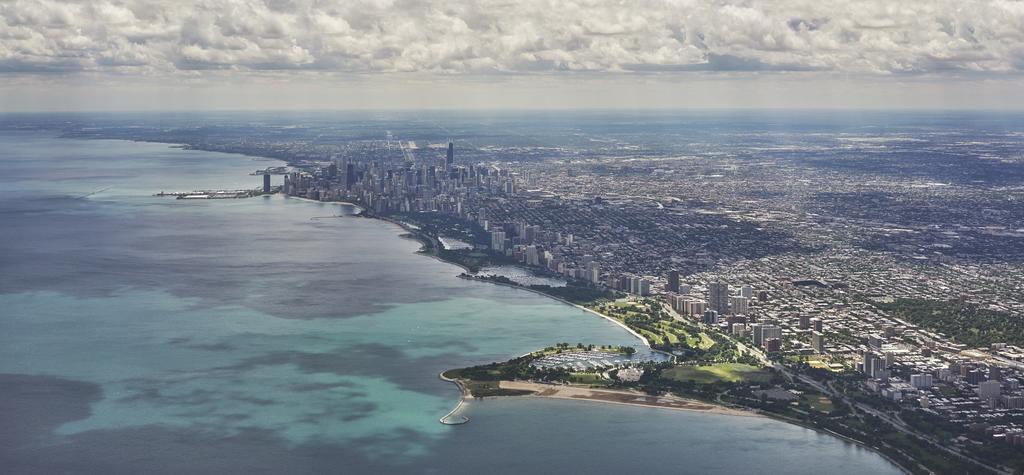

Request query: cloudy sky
[{"left": 2, "top": 0, "right": 1024, "bottom": 111}]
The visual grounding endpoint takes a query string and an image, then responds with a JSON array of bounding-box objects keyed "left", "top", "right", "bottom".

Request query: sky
[{"left": 2, "top": 0, "right": 1024, "bottom": 111}]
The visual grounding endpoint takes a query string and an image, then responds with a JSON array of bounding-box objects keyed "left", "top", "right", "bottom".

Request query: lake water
[{"left": 0, "top": 130, "right": 901, "bottom": 474}]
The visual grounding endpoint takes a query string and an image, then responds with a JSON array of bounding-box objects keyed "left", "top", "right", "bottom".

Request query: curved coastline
[
  {"left": 121, "top": 138, "right": 910, "bottom": 475},
  {"left": 364, "top": 214, "right": 911, "bottom": 474}
]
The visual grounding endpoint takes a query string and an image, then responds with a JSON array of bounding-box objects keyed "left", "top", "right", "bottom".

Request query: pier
[
  {"left": 438, "top": 372, "right": 470, "bottom": 425},
  {"left": 154, "top": 189, "right": 266, "bottom": 200}
]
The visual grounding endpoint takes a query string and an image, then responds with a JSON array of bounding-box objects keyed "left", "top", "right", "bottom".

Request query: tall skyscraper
[
  {"left": 666, "top": 270, "right": 680, "bottom": 293},
  {"left": 345, "top": 163, "right": 356, "bottom": 190},
  {"left": 708, "top": 282, "right": 729, "bottom": 315},
  {"left": 262, "top": 173, "right": 271, "bottom": 193},
  {"left": 446, "top": 141, "right": 454, "bottom": 169}
]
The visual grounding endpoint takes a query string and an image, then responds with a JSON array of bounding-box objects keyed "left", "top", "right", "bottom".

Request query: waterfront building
[
  {"left": 526, "top": 245, "right": 540, "bottom": 266},
  {"left": 262, "top": 173, "right": 271, "bottom": 193},
  {"left": 586, "top": 261, "right": 601, "bottom": 284},
  {"left": 491, "top": 230, "right": 506, "bottom": 252}
]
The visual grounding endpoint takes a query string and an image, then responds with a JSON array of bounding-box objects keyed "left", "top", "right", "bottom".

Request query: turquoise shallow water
[{"left": 0, "top": 130, "right": 901, "bottom": 474}]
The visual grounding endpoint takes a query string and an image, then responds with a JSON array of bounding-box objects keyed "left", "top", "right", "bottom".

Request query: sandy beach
[{"left": 498, "top": 381, "right": 762, "bottom": 418}]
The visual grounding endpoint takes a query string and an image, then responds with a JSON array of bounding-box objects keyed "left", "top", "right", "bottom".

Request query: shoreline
[
  {"left": 391, "top": 223, "right": 912, "bottom": 474},
  {"left": 458, "top": 275, "right": 662, "bottom": 353},
  {"left": 496, "top": 380, "right": 761, "bottom": 419}
]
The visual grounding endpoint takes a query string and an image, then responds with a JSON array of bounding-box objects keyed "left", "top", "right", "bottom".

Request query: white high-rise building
[
  {"left": 525, "top": 245, "right": 540, "bottom": 266},
  {"left": 490, "top": 230, "right": 506, "bottom": 252}
]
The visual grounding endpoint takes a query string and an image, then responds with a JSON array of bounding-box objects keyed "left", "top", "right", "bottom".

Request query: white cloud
[{"left": 1, "top": 0, "right": 1024, "bottom": 76}]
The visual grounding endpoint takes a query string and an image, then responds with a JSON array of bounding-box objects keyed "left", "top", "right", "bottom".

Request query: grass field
[
  {"left": 660, "top": 363, "right": 771, "bottom": 384},
  {"left": 569, "top": 372, "right": 609, "bottom": 386},
  {"left": 803, "top": 394, "right": 835, "bottom": 413}
]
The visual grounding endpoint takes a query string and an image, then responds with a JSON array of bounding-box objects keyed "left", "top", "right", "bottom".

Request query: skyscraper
[
  {"left": 262, "top": 173, "right": 271, "bottom": 193},
  {"left": 708, "top": 282, "right": 729, "bottom": 315},
  {"left": 446, "top": 141, "right": 454, "bottom": 169},
  {"left": 345, "top": 163, "right": 356, "bottom": 190},
  {"left": 666, "top": 270, "right": 680, "bottom": 293}
]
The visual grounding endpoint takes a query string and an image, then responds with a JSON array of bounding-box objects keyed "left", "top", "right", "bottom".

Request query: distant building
[
  {"left": 751, "top": 323, "right": 764, "bottom": 347},
  {"left": 708, "top": 282, "right": 729, "bottom": 315},
  {"left": 760, "top": 325, "right": 782, "bottom": 350},
  {"left": 910, "top": 374, "right": 934, "bottom": 389},
  {"left": 862, "top": 352, "right": 878, "bottom": 377},
  {"left": 978, "top": 380, "right": 1002, "bottom": 400},
  {"left": 262, "top": 173, "right": 271, "bottom": 193},
  {"left": 740, "top": 285, "right": 754, "bottom": 299},
  {"left": 617, "top": 367, "right": 644, "bottom": 382},
  {"left": 639, "top": 278, "right": 651, "bottom": 296},
  {"left": 446, "top": 141, "right": 454, "bottom": 169},
  {"left": 702, "top": 310, "right": 718, "bottom": 325},
  {"left": 585, "top": 261, "right": 601, "bottom": 284},
  {"left": 811, "top": 317, "right": 823, "bottom": 332},
  {"left": 666, "top": 270, "right": 680, "bottom": 293},
  {"left": 811, "top": 331, "right": 825, "bottom": 353},
  {"left": 490, "top": 230, "right": 506, "bottom": 252},
  {"left": 798, "top": 314, "right": 811, "bottom": 329},
  {"left": 729, "top": 296, "right": 749, "bottom": 315}
]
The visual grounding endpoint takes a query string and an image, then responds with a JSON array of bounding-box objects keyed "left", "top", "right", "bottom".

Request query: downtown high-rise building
[{"left": 446, "top": 141, "right": 454, "bottom": 169}]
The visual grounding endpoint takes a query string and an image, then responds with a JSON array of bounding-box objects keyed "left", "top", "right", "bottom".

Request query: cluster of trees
[
  {"left": 876, "top": 298, "right": 1024, "bottom": 347},
  {"left": 390, "top": 211, "right": 489, "bottom": 246},
  {"left": 529, "top": 283, "right": 614, "bottom": 305},
  {"left": 447, "top": 356, "right": 572, "bottom": 383}
]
